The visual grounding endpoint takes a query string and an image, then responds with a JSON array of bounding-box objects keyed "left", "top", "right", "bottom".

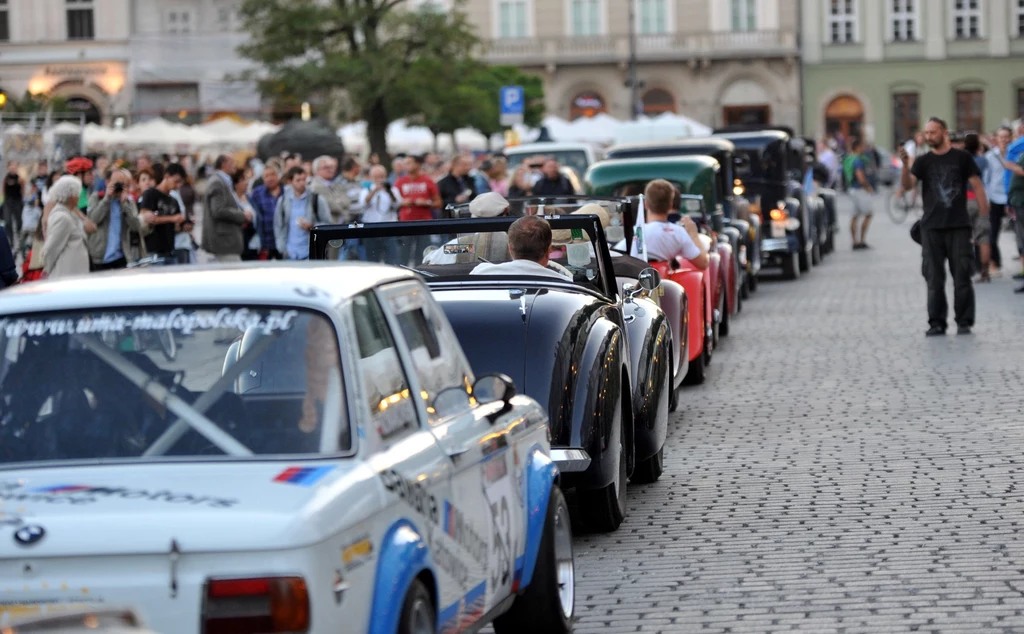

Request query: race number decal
[{"left": 481, "top": 452, "right": 516, "bottom": 607}]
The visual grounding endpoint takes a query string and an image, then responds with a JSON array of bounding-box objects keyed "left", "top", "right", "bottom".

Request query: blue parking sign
[{"left": 499, "top": 86, "right": 525, "bottom": 126}]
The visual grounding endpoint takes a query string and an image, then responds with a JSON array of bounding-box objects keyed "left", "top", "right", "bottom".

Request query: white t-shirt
[
  {"left": 630, "top": 221, "right": 702, "bottom": 262},
  {"left": 470, "top": 259, "right": 571, "bottom": 281}
]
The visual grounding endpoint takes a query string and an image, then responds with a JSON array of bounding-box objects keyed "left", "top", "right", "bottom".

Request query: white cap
[{"left": 469, "top": 192, "right": 509, "bottom": 218}]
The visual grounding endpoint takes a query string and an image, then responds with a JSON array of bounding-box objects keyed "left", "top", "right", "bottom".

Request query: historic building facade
[
  {"left": 465, "top": 0, "right": 802, "bottom": 130},
  {"left": 0, "top": 0, "right": 132, "bottom": 124},
  {"left": 802, "top": 0, "right": 1024, "bottom": 151}
]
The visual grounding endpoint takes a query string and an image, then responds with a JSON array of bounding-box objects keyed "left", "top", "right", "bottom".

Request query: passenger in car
[
  {"left": 632, "top": 179, "right": 709, "bottom": 270},
  {"left": 470, "top": 215, "right": 572, "bottom": 280},
  {"left": 422, "top": 192, "right": 511, "bottom": 265}
]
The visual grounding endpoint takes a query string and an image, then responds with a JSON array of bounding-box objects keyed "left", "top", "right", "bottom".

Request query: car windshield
[
  {"left": 0, "top": 306, "right": 347, "bottom": 466},
  {"left": 324, "top": 216, "right": 611, "bottom": 291},
  {"left": 506, "top": 150, "right": 590, "bottom": 178}
]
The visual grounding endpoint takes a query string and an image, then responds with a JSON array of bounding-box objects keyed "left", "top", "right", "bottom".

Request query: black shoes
[
  {"left": 925, "top": 326, "right": 946, "bottom": 337},
  {"left": 957, "top": 326, "right": 972, "bottom": 335},
  {"left": 853, "top": 243, "right": 871, "bottom": 250},
  {"left": 1015, "top": 285, "right": 1024, "bottom": 294}
]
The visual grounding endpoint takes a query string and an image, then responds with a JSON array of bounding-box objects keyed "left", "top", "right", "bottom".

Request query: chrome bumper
[
  {"left": 761, "top": 238, "right": 790, "bottom": 252},
  {"left": 550, "top": 448, "right": 592, "bottom": 473}
]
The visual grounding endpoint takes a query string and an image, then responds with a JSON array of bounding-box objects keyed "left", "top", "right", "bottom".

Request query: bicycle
[{"left": 888, "top": 185, "right": 922, "bottom": 225}]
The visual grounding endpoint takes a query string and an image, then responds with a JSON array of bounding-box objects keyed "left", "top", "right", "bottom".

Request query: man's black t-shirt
[
  {"left": 910, "top": 148, "right": 981, "bottom": 230},
  {"left": 139, "top": 187, "right": 179, "bottom": 255},
  {"left": 3, "top": 173, "right": 22, "bottom": 202}
]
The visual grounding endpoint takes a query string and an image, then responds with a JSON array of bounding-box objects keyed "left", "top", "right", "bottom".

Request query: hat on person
[
  {"left": 65, "top": 157, "right": 94, "bottom": 175},
  {"left": 572, "top": 203, "right": 610, "bottom": 229},
  {"left": 469, "top": 192, "right": 509, "bottom": 218}
]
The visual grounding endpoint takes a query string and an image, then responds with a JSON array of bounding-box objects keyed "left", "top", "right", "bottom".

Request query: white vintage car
[{"left": 0, "top": 263, "right": 575, "bottom": 634}]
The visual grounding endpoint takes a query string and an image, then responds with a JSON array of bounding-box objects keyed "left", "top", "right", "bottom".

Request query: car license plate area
[{"left": 770, "top": 220, "right": 787, "bottom": 239}]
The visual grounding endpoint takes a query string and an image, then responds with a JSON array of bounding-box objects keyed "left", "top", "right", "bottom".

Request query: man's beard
[{"left": 926, "top": 138, "right": 944, "bottom": 148}]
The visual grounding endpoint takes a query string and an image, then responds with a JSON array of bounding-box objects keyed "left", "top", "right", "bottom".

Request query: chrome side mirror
[
  {"left": 638, "top": 267, "right": 661, "bottom": 292},
  {"left": 473, "top": 373, "right": 516, "bottom": 422}
]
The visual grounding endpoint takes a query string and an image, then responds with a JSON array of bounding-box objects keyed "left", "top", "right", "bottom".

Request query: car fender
[
  {"left": 566, "top": 320, "right": 630, "bottom": 480},
  {"left": 622, "top": 298, "right": 671, "bottom": 461},
  {"left": 715, "top": 240, "right": 737, "bottom": 314},
  {"left": 652, "top": 261, "right": 707, "bottom": 362},
  {"left": 368, "top": 520, "right": 435, "bottom": 634},
  {"left": 516, "top": 447, "right": 558, "bottom": 591}
]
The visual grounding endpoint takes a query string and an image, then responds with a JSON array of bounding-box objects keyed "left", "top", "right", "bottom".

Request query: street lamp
[{"left": 627, "top": 1, "right": 639, "bottom": 121}]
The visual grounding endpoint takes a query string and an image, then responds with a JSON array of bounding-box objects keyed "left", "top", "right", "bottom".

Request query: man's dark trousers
[{"left": 922, "top": 227, "right": 974, "bottom": 330}]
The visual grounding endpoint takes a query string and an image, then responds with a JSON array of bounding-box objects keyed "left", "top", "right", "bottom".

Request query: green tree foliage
[
  {"left": 463, "top": 65, "right": 545, "bottom": 138},
  {"left": 0, "top": 91, "right": 69, "bottom": 114},
  {"left": 237, "top": 0, "right": 478, "bottom": 159}
]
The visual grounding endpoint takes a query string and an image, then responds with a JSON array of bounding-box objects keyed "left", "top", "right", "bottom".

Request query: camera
[{"left": 112, "top": 182, "right": 125, "bottom": 195}]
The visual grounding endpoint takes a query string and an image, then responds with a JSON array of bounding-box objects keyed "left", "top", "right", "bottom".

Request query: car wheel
[
  {"left": 782, "top": 252, "right": 800, "bottom": 280},
  {"left": 668, "top": 352, "right": 680, "bottom": 413},
  {"left": 397, "top": 579, "right": 436, "bottom": 634},
  {"left": 740, "top": 273, "right": 751, "bottom": 300},
  {"left": 493, "top": 486, "right": 574, "bottom": 634},
  {"left": 811, "top": 240, "right": 821, "bottom": 266},
  {"left": 683, "top": 345, "right": 706, "bottom": 385},
  {"left": 799, "top": 247, "right": 811, "bottom": 272},
  {"left": 713, "top": 289, "right": 725, "bottom": 342},
  {"left": 748, "top": 272, "right": 759, "bottom": 292},
  {"left": 578, "top": 395, "right": 627, "bottom": 532},
  {"left": 633, "top": 358, "right": 669, "bottom": 484}
]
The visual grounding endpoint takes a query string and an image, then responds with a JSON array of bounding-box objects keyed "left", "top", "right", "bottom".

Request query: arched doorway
[
  {"left": 719, "top": 78, "right": 772, "bottom": 126},
  {"left": 642, "top": 88, "right": 677, "bottom": 116},
  {"left": 65, "top": 96, "right": 102, "bottom": 124},
  {"left": 569, "top": 91, "right": 607, "bottom": 120},
  {"left": 825, "top": 95, "right": 864, "bottom": 142}
]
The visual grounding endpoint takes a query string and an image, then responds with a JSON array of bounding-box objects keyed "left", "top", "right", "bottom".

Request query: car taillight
[
  {"left": 203, "top": 576, "right": 310, "bottom": 634},
  {"left": 769, "top": 208, "right": 787, "bottom": 221}
]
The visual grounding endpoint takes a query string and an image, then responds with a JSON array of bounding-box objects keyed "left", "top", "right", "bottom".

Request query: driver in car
[
  {"left": 422, "top": 192, "right": 511, "bottom": 265},
  {"left": 632, "top": 179, "right": 709, "bottom": 270},
  {"left": 470, "top": 215, "right": 572, "bottom": 281}
]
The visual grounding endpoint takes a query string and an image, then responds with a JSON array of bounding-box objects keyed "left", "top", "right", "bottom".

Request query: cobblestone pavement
[{"left": 570, "top": 193, "right": 1024, "bottom": 633}]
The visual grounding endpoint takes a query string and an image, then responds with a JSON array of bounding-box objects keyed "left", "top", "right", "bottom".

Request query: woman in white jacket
[{"left": 42, "top": 176, "right": 90, "bottom": 279}]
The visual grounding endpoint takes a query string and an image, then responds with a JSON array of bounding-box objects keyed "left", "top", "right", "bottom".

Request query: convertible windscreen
[
  {"left": 327, "top": 226, "right": 605, "bottom": 285},
  {"left": 0, "top": 306, "right": 347, "bottom": 465}
]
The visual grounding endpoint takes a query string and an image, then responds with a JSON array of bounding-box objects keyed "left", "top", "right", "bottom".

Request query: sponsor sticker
[
  {"left": 0, "top": 308, "right": 299, "bottom": 339},
  {"left": 273, "top": 466, "right": 334, "bottom": 487},
  {"left": 22, "top": 484, "right": 236, "bottom": 508},
  {"left": 341, "top": 535, "right": 373, "bottom": 570}
]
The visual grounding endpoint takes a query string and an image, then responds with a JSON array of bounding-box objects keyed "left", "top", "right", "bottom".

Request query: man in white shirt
[
  {"left": 631, "top": 179, "right": 709, "bottom": 269},
  {"left": 471, "top": 215, "right": 571, "bottom": 280}
]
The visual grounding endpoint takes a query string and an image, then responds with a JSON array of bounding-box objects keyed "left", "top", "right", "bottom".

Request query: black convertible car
[{"left": 309, "top": 213, "right": 672, "bottom": 533}]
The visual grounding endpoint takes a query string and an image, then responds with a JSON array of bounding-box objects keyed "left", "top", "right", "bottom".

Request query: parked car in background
[
  {"left": 0, "top": 263, "right": 575, "bottom": 634},
  {"left": 504, "top": 142, "right": 597, "bottom": 181}
]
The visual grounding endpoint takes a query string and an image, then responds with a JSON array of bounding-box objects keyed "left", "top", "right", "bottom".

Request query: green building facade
[{"left": 801, "top": 0, "right": 1024, "bottom": 151}]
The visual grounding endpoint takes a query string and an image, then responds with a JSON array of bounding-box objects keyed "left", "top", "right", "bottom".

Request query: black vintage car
[
  {"left": 602, "top": 137, "right": 762, "bottom": 295},
  {"left": 309, "top": 214, "right": 673, "bottom": 533},
  {"left": 798, "top": 135, "right": 839, "bottom": 255},
  {"left": 713, "top": 127, "right": 824, "bottom": 280}
]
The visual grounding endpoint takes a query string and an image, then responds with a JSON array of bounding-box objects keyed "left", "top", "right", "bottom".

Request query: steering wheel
[{"left": 547, "top": 261, "right": 573, "bottom": 278}]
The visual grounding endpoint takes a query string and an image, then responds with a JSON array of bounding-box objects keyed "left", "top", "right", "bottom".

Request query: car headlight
[{"left": 785, "top": 218, "right": 801, "bottom": 231}]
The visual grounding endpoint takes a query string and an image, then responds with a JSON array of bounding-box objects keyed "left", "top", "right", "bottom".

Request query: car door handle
[{"left": 447, "top": 444, "right": 470, "bottom": 459}]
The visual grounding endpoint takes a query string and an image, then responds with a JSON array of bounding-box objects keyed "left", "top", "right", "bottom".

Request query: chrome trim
[
  {"left": 761, "top": 238, "right": 790, "bottom": 252},
  {"left": 551, "top": 449, "right": 591, "bottom": 472}
]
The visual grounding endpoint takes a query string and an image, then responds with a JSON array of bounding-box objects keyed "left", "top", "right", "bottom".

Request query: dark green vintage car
[{"left": 584, "top": 156, "right": 742, "bottom": 343}]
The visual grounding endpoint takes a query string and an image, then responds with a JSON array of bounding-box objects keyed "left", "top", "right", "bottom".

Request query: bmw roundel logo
[{"left": 14, "top": 525, "right": 45, "bottom": 546}]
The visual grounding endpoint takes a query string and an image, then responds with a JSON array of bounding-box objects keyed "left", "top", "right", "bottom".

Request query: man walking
[
  {"left": 899, "top": 117, "right": 989, "bottom": 336},
  {"left": 201, "top": 155, "right": 251, "bottom": 262},
  {"left": 1003, "top": 120, "right": 1024, "bottom": 279},
  {"left": 984, "top": 126, "right": 1012, "bottom": 278},
  {"left": 844, "top": 138, "right": 875, "bottom": 249},
  {"left": 3, "top": 161, "right": 24, "bottom": 249}
]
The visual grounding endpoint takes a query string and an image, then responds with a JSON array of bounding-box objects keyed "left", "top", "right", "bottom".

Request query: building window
[
  {"left": 570, "top": 0, "right": 602, "bottom": 35},
  {"left": 827, "top": 0, "right": 858, "bottom": 44},
  {"left": 892, "top": 93, "right": 920, "bottom": 150},
  {"left": 0, "top": 0, "right": 8, "bottom": 42},
  {"left": 955, "top": 90, "right": 983, "bottom": 132},
  {"left": 730, "top": 0, "right": 757, "bottom": 32},
  {"left": 217, "top": 6, "right": 232, "bottom": 30},
  {"left": 67, "top": 0, "right": 95, "bottom": 40},
  {"left": 642, "top": 88, "right": 676, "bottom": 115},
  {"left": 637, "top": 0, "right": 669, "bottom": 35},
  {"left": 889, "top": 0, "right": 918, "bottom": 41},
  {"left": 1015, "top": 0, "right": 1024, "bottom": 36},
  {"left": 951, "top": 0, "right": 982, "bottom": 39},
  {"left": 497, "top": 0, "right": 529, "bottom": 38},
  {"left": 1017, "top": 87, "right": 1024, "bottom": 120},
  {"left": 167, "top": 9, "right": 193, "bottom": 35}
]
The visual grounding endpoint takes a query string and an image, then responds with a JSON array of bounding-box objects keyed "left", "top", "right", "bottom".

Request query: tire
[
  {"left": 748, "top": 272, "right": 759, "bottom": 292},
  {"left": 740, "top": 267, "right": 751, "bottom": 300},
  {"left": 888, "top": 190, "right": 912, "bottom": 225},
  {"left": 811, "top": 240, "right": 821, "bottom": 266},
  {"left": 719, "top": 293, "right": 730, "bottom": 337},
  {"left": 493, "top": 487, "right": 574, "bottom": 634},
  {"left": 782, "top": 251, "right": 800, "bottom": 280},
  {"left": 577, "top": 395, "right": 626, "bottom": 533},
  {"left": 157, "top": 329, "right": 177, "bottom": 362},
  {"left": 632, "top": 447, "right": 664, "bottom": 485},
  {"left": 397, "top": 579, "right": 436, "bottom": 634},
  {"left": 668, "top": 351, "right": 680, "bottom": 413},
  {"left": 683, "top": 346, "right": 706, "bottom": 385},
  {"left": 712, "top": 290, "right": 723, "bottom": 347},
  {"left": 824, "top": 226, "right": 835, "bottom": 254},
  {"left": 799, "top": 246, "right": 811, "bottom": 272}
]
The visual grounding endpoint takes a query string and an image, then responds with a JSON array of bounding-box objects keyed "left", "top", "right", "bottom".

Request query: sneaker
[
  {"left": 925, "top": 326, "right": 946, "bottom": 337},
  {"left": 957, "top": 326, "right": 972, "bottom": 335},
  {"left": 1014, "top": 272, "right": 1024, "bottom": 280},
  {"left": 1015, "top": 285, "right": 1024, "bottom": 294},
  {"left": 973, "top": 273, "right": 991, "bottom": 283},
  {"left": 853, "top": 243, "right": 866, "bottom": 250}
]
